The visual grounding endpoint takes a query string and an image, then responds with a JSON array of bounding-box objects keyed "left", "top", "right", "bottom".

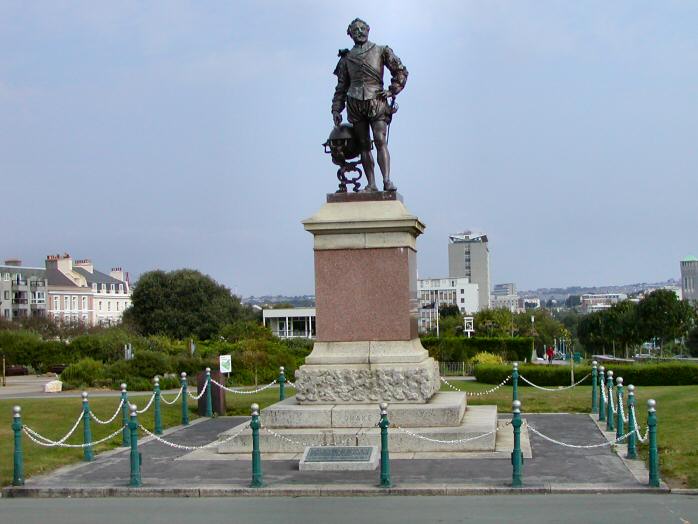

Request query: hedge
[
  {"left": 474, "top": 362, "right": 698, "bottom": 386},
  {"left": 421, "top": 336, "right": 533, "bottom": 363}
]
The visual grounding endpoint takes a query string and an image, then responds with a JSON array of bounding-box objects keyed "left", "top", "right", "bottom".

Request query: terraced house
[{"left": 1, "top": 254, "right": 131, "bottom": 326}]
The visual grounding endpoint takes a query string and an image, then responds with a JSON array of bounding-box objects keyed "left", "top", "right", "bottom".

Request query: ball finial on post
[
  {"left": 592, "top": 360, "right": 598, "bottom": 368},
  {"left": 181, "top": 372, "right": 187, "bottom": 379},
  {"left": 120, "top": 383, "right": 127, "bottom": 392},
  {"left": 647, "top": 398, "right": 656, "bottom": 412},
  {"left": 13, "top": 405, "right": 21, "bottom": 417},
  {"left": 154, "top": 376, "right": 159, "bottom": 386},
  {"left": 82, "top": 391, "right": 89, "bottom": 401},
  {"left": 512, "top": 399, "right": 521, "bottom": 413},
  {"left": 251, "top": 403, "right": 260, "bottom": 416},
  {"left": 380, "top": 402, "right": 388, "bottom": 415},
  {"left": 616, "top": 376, "right": 623, "bottom": 386}
]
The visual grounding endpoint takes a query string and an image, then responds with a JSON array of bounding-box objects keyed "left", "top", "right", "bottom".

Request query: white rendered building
[
  {"left": 45, "top": 254, "right": 131, "bottom": 326},
  {"left": 417, "top": 277, "right": 479, "bottom": 333},
  {"left": 263, "top": 307, "right": 316, "bottom": 339}
]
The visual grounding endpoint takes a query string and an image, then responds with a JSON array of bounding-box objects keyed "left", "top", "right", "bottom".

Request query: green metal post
[
  {"left": 279, "top": 366, "right": 286, "bottom": 401},
  {"left": 120, "top": 383, "right": 130, "bottom": 447},
  {"left": 591, "top": 361, "right": 598, "bottom": 414},
  {"left": 606, "top": 370, "right": 615, "bottom": 432},
  {"left": 648, "top": 399, "right": 660, "bottom": 487},
  {"left": 512, "top": 362, "right": 519, "bottom": 402},
  {"left": 82, "top": 392, "right": 94, "bottom": 462},
  {"left": 153, "top": 377, "right": 163, "bottom": 435},
  {"left": 180, "top": 372, "right": 189, "bottom": 426},
  {"left": 626, "top": 384, "right": 637, "bottom": 459},
  {"left": 128, "top": 403, "right": 141, "bottom": 487},
  {"left": 615, "top": 377, "right": 625, "bottom": 442},
  {"left": 598, "top": 366, "right": 606, "bottom": 422},
  {"left": 12, "top": 406, "right": 24, "bottom": 486},
  {"left": 250, "top": 403, "right": 264, "bottom": 487},
  {"left": 379, "top": 402, "right": 392, "bottom": 488},
  {"left": 511, "top": 400, "right": 523, "bottom": 487},
  {"left": 205, "top": 367, "right": 213, "bottom": 418}
]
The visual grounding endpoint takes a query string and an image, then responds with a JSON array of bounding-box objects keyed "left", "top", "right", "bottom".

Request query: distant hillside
[
  {"left": 520, "top": 278, "right": 680, "bottom": 301},
  {"left": 243, "top": 295, "right": 316, "bottom": 308}
]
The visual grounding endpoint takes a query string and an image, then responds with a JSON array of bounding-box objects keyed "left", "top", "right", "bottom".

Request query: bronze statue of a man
[{"left": 332, "top": 18, "right": 408, "bottom": 192}]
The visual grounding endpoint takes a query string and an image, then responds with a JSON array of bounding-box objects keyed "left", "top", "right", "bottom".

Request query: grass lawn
[
  {"left": 0, "top": 394, "right": 199, "bottom": 487},
  {"left": 2, "top": 382, "right": 696, "bottom": 489}
]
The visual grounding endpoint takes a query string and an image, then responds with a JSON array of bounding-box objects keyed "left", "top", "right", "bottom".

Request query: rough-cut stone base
[
  {"left": 295, "top": 340, "right": 440, "bottom": 405},
  {"left": 218, "top": 404, "right": 497, "bottom": 454},
  {"left": 260, "top": 392, "right": 466, "bottom": 429}
]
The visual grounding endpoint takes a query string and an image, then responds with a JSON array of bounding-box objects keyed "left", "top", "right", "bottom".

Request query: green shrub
[
  {"left": 421, "top": 336, "right": 532, "bottom": 362},
  {"left": 474, "top": 362, "right": 698, "bottom": 386},
  {"left": 129, "top": 350, "right": 172, "bottom": 379},
  {"left": 472, "top": 352, "right": 503, "bottom": 365},
  {"left": 60, "top": 358, "right": 106, "bottom": 387}
]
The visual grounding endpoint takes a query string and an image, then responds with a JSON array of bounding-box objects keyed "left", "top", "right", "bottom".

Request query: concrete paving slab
[{"left": 3, "top": 413, "right": 668, "bottom": 497}]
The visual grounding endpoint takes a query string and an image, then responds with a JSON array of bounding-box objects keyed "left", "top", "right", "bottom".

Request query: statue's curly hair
[{"left": 347, "top": 18, "right": 370, "bottom": 35}]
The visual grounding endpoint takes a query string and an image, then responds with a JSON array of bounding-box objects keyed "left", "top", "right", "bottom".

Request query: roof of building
[
  {"left": 0, "top": 265, "right": 47, "bottom": 280},
  {"left": 73, "top": 267, "right": 124, "bottom": 285},
  {"left": 449, "top": 231, "right": 488, "bottom": 243},
  {"left": 682, "top": 255, "right": 698, "bottom": 262},
  {"left": 45, "top": 266, "right": 79, "bottom": 287}
]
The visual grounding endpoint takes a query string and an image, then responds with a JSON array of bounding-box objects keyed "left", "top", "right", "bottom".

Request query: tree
[
  {"left": 686, "top": 327, "right": 698, "bottom": 357},
  {"left": 636, "top": 290, "right": 696, "bottom": 347},
  {"left": 124, "top": 269, "right": 246, "bottom": 340},
  {"left": 439, "top": 304, "right": 461, "bottom": 318}
]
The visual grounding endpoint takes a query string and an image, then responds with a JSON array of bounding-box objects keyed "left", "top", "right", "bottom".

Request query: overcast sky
[{"left": 2, "top": 1, "right": 697, "bottom": 296}]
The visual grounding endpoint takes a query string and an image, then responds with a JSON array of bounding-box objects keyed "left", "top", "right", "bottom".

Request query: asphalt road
[{"left": 0, "top": 495, "right": 696, "bottom": 524}]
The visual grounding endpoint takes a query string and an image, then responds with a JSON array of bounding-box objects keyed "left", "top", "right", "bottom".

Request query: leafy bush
[
  {"left": 474, "top": 362, "right": 698, "bottom": 386},
  {"left": 472, "top": 352, "right": 503, "bottom": 365},
  {"left": 60, "top": 358, "right": 106, "bottom": 387},
  {"left": 421, "top": 337, "right": 532, "bottom": 362}
]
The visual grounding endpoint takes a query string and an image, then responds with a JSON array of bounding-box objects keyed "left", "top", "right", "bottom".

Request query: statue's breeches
[{"left": 347, "top": 96, "right": 391, "bottom": 124}]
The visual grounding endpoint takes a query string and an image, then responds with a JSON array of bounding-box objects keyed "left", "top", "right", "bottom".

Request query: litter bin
[{"left": 196, "top": 370, "right": 226, "bottom": 416}]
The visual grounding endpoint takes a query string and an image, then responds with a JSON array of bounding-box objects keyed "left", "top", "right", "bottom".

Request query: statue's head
[{"left": 347, "top": 18, "right": 370, "bottom": 45}]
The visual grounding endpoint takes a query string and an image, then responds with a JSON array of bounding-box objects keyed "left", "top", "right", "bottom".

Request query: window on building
[
  {"left": 110, "top": 284, "right": 115, "bottom": 293},
  {"left": 92, "top": 283, "right": 97, "bottom": 292},
  {"left": 3, "top": 309, "right": 9, "bottom": 319},
  {"left": 99, "top": 301, "right": 102, "bottom": 311},
  {"left": 116, "top": 302, "right": 120, "bottom": 311},
  {"left": 460, "top": 298, "right": 464, "bottom": 303},
  {"left": 107, "top": 302, "right": 111, "bottom": 312},
  {"left": 82, "top": 297, "right": 87, "bottom": 310},
  {"left": 118, "top": 284, "right": 124, "bottom": 293},
  {"left": 64, "top": 296, "right": 69, "bottom": 309},
  {"left": 3, "top": 273, "right": 10, "bottom": 281},
  {"left": 3, "top": 290, "right": 8, "bottom": 300}
]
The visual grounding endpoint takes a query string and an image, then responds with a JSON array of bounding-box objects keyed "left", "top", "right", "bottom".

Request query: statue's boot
[
  {"left": 363, "top": 170, "right": 379, "bottom": 192},
  {"left": 383, "top": 178, "right": 397, "bottom": 192}
]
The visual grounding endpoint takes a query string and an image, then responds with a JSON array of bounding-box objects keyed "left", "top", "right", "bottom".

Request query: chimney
[
  {"left": 110, "top": 267, "right": 125, "bottom": 282},
  {"left": 74, "top": 259, "right": 94, "bottom": 273},
  {"left": 45, "top": 253, "right": 73, "bottom": 274},
  {"left": 3, "top": 259, "right": 22, "bottom": 267}
]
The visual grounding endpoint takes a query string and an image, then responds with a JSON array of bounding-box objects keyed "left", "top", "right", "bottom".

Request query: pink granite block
[{"left": 315, "top": 247, "right": 418, "bottom": 342}]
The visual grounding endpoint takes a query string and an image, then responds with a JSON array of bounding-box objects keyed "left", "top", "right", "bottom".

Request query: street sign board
[{"left": 219, "top": 354, "right": 232, "bottom": 374}]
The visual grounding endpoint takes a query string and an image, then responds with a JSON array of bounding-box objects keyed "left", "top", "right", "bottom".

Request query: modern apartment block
[
  {"left": 580, "top": 293, "right": 628, "bottom": 313},
  {"left": 448, "top": 231, "right": 491, "bottom": 311},
  {"left": 1, "top": 254, "right": 131, "bottom": 326},
  {"left": 417, "top": 277, "right": 479, "bottom": 333},
  {"left": 0, "top": 260, "right": 49, "bottom": 320},
  {"left": 681, "top": 256, "right": 698, "bottom": 304}
]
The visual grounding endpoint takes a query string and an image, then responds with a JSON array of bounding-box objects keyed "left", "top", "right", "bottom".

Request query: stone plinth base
[
  {"left": 261, "top": 392, "right": 466, "bottom": 428},
  {"left": 217, "top": 402, "right": 497, "bottom": 454},
  {"left": 295, "top": 339, "right": 440, "bottom": 404}
]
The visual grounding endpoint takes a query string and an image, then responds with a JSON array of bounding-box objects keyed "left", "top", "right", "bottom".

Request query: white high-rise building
[
  {"left": 681, "top": 256, "right": 698, "bottom": 304},
  {"left": 448, "top": 231, "right": 490, "bottom": 311}
]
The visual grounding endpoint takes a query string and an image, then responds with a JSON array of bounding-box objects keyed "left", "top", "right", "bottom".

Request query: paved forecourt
[{"left": 4, "top": 412, "right": 665, "bottom": 497}]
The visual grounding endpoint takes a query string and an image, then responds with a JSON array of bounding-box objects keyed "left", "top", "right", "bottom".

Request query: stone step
[
  {"left": 218, "top": 405, "right": 497, "bottom": 454},
  {"left": 260, "top": 392, "right": 466, "bottom": 428}
]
